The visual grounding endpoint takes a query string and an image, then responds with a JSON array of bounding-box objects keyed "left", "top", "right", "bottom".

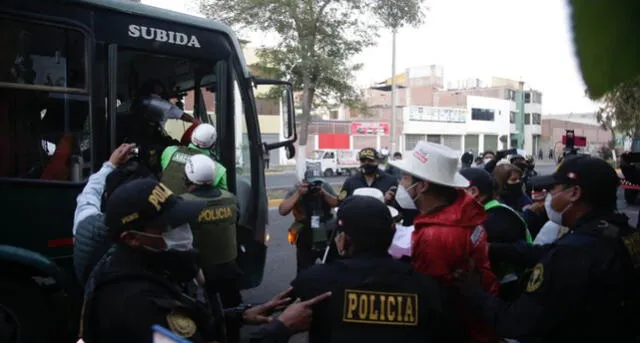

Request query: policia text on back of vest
[{"left": 182, "top": 191, "right": 238, "bottom": 267}]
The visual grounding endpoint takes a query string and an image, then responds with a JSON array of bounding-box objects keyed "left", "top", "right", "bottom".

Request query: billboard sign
[
  {"left": 351, "top": 122, "right": 390, "bottom": 135},
  {"left": 408, "top": 106, "right": 467, "bottom": 123}
]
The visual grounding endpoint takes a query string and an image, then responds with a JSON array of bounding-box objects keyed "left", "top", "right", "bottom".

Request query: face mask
[
  {"left": 395, "top": 183, "right": 418, "bottom": 210},
  {"left": 515, "top": 163, "right": 528, "bottom": 171},
  {"left": 361, "top": 163, "right": 378, "bottom": 175},
  {"left": 483, "top": 158, "right": 492, "bottom": 164},
  {"left": 505, "top": 182, "right": 523, "bottom": 196},
  {"left": 134, "top": 223, "right": 194, "bottom": 252},
  {"left": 544, "top": 189, "right": 573, "bottom": 225}
]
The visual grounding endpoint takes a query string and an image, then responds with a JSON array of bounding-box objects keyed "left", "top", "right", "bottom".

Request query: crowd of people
[
  {"left": 279, "top": 143, "right": 640, "bottom": 343},
  {"left": 72, "top": 119, "right": 640, "bottom": 342}
]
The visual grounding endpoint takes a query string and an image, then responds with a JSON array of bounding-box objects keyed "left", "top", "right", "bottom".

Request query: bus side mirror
[{"left": 253, "top": 77, "right": 297, "bottom": 155}]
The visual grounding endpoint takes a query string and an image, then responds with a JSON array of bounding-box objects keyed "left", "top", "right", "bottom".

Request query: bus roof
[{"left": 71, "top": 0, "right": 250, "bottom": 77}]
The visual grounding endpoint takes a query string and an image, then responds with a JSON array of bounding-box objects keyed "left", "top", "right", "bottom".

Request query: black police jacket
[
  {"left": 337, "top": 170, "right": 398, "bottom": 202},
  {"left": 473, "top": 213, "right": 640, "bottom": 343},
  {"left": 81, "top": 245, "right": 219, "bottom": 343},
  {"left": 291, "top": 254, "right": 458, "bottom": 343}
]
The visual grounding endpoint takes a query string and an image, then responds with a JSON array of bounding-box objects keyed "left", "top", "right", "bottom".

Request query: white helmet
[
  {"left": 185, "top": 154, "right": 217, "bottom": 185},
  {"left": 191, "top": 123, "right": 217, "bottom": 149}
]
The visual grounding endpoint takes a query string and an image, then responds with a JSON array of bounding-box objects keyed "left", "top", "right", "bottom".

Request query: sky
[{"left": 142, "top": 0, "right": 599, "bottom": 115}]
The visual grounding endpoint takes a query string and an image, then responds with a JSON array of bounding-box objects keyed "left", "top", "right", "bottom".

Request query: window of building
[
  {"left": 405, "top": 134, "right": 426, "bottom": 151},
  {"left": 442, "top": 135, "right": 462, "bottom": 151},
  {"left": 426, "top": 135, "right": 441, "bottom": 144},
  {"left": 509, "top": 111, "right": 516, "bottom": 123},
  {"left": 505, "top": 89, "right": 516, "bottom": 101},
  {"left": 471, "top": 108, "right": 495, "bottom": 121},
  {"left": 0, "top": 18, "right": 90, "bottom": 180},
  {"left": 524, "top": 92, "right": 531, "bottom": 103},
  {"left": 532, "top": 113, "right": 541, "bottom": 125},
  {"left": 531, "top": 92, "right": 542, "bottom": 104},
  {"left": 464, "top": 134, "right": 479, "bottom": 153},
  {"left": 524, "top": 113, "right": 531, "bottom": 124},
  {"left": 484, "top": 134, "right": 498, "bottom": 152}
]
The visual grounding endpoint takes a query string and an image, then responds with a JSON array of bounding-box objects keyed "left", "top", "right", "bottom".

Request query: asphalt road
[
  {"left": 266, "top": 172, "right": 346, "bottom": 189},
  {"left": 245, "top": 162, "right": 637, "bottom": 342}
]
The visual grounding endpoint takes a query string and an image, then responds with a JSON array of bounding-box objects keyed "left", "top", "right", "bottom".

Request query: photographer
[{"left": 279, "top": 177, "right": 339, "bottom": 274}]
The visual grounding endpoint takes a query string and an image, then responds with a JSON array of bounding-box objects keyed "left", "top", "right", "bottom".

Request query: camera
[{"left": 309, "top": 180, "right": 323, "bottom": 194}]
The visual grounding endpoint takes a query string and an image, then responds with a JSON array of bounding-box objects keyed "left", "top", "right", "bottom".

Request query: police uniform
[
  {"left": 336, "top": 148, "right": 398, "bottom": 203},
  {"left": 467, "top": 156, "right": 640, "bottom": 342},
  {"left": 182, "top": 186, "right": 243, "bottom": 343},
  {"left": 291, "top": 196, "right": 454, "bottom": 343},
  {"left": 80, "top": 178, "right": 218, "bottom": 343}
]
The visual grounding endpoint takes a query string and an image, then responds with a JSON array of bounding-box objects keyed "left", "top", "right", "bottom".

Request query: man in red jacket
[{"left": 389, "top": 141, "right": 500, "bottom": 343}]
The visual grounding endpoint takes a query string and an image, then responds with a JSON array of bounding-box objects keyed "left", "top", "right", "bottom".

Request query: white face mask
[
  {"left": 544, "top": 189, "right": 572, "bottom": 225},
  {"left": 395, "top": 183, "right": 418, "bottom": 210},
  {"left": 483, "top": 158, "right": 492, "bottom": 164},
  {"left": 133, "top": 223, "right": 194, "bottom": 252}
]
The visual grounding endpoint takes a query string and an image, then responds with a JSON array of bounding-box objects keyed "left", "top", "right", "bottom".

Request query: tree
[
  {"left": 595, "top": 76, "right": 640, "bottom": 140},
  {"left": 199, "top": 0, "right": 426, "bottom": 146}
]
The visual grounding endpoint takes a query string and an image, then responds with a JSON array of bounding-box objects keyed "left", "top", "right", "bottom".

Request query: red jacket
[{"left": 411, "top": 190, "right": 500, "bottom": 343}]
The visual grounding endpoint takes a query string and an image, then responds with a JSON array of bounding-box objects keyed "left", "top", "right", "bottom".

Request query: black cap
[
  {"left": 105, "top": 178, "right": 205, "bottom": 234},
  {"left": 529, "top": 155, "right": 619, "bottom": 199},
  {"left": 359, "top": 148, "right": 379, "bottom": 161},
  {"left": 337, "top": 196, "right": 392, "bottom": 239},
  {"left": 459, "top": 168, "right": 494, "bottom": 197}
]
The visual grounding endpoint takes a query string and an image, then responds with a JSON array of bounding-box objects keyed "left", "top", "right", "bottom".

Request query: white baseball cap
[
  {"left": 337, "top": 187, "right": 399, "bottom": 218},
  {"left": 388, "top": 141, "right": 469, "bottom": 188},
  {"left": 185, "top": 154, "right": 217, "bottom": 185}
]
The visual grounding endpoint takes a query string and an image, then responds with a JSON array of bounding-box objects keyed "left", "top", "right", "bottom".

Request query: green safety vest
[
  {"left": 181, "top": 191, "right": 238, "bottom": 267},
  {"left": 160, "top": 146, "right": 200, "bottom": 195},
  {"left": 160, "top": 145, "right": 228, "bottom": 193},
  {"left": 484, "top": 200, "right": 533, "bottom": 243}
]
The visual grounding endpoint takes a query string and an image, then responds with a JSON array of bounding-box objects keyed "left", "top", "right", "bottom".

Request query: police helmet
[
  {"left": 191, "top": 123, "right": 217, "bottom": 149},
  {"left": 185, "top": 154, "right": 217, "bottom": 185}
]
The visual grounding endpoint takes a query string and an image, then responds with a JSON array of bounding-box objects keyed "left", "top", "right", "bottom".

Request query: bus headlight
[{"left": 265, "top": 230, "right": 270, "bottom": 244}]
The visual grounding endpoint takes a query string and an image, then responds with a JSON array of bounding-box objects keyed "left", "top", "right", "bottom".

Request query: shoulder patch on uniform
[
  {"left": 166, "top": 310, "right": 197, "bottom": 338},
  {"left": 342, "top": 289, "right": 418, "bottom": 326},
  {"left": 338, "top": 190, "right": 347, "bottom": 201},
  {"left": 470, "top": 225, "right": 484, "bottom": 246},
  {"left": 622, "top": 231, "right": 640, "bottom": 268},
  {"left": 526, "top": 263, "right": 544, "bottom": 292}
]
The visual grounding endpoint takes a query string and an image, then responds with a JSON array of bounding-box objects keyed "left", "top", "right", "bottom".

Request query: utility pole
[{"left": 390, "top": 28, "right": 398, "bottom": 153}]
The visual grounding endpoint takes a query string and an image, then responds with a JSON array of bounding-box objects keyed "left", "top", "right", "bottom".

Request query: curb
[{"left": 268, "top": 199, "right": 283, "bottom": 207}]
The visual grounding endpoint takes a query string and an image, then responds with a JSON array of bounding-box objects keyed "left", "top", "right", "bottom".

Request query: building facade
[{"left": 541, "top": 113, "right": 612, "bottom": 155}]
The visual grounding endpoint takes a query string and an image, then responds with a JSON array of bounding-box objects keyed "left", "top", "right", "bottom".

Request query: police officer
[
  {"left": 80, "top": 178, "right": 216, "bottom": 342},
  {"left": 161, "top": 123, "right": 228, "bottom": 193},
  {"left": 337, "top": 147, "right": 397, "bottom": 203},
  {"left": 290, "top": 195, "right": 454, "bottom": 343},
  {"left": 182, "top": 154, "right": 243, "bottom": 343},
  {"left": 456, "top": 155, "right": 640, "bottom": 342},
  {"left": 81, "top": 178, "right": 296, "bottom": 343}
]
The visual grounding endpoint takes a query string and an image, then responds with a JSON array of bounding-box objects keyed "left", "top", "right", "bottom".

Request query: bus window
[
  {"left": 112, "top": 50, "right": 219, "bottom": 171},
  {"left": 0, "top": 18, "right": 90, "bottom": 181},
  {"left": 234, "top": 78, "right": 251, "bottom": 178}
]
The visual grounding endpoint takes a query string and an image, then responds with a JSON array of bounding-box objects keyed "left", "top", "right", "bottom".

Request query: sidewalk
[{"left": 265, "top": 164, "right": 296, "bottom": 175}]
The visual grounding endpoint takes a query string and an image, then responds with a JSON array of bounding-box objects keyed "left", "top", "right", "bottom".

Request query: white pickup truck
[{"left": 306, "top": 149, "right": 361, "bottom": 177}]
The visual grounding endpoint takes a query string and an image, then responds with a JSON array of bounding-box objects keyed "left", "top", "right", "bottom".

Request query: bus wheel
[
  {"left": 323, "top": 169, "right": 334, "bottom": 177},
  {"left": 625, "top": 189, "right": 638, "bottom": 205},
  {"left": 0, "top": 280, "right": 54, "bottom": 343}
]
